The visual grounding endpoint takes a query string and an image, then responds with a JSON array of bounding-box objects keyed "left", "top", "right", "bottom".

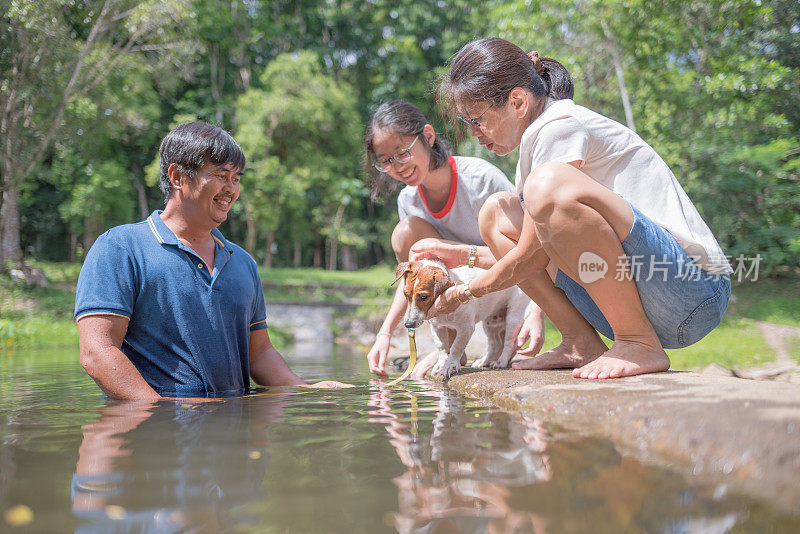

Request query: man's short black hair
[{"left": 159, "top": 121, "right": 246, "bottom": 202}]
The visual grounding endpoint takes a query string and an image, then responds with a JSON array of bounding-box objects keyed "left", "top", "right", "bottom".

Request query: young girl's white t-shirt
[
  {"left": 398, "top": 156, "right": 514, "bottom": 245},
  {"left": 516, "top": 99, "right": 731, "bottom": 274}
]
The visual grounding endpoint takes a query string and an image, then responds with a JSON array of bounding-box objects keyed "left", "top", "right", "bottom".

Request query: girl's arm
[{"left": 366, "top": 285, "right": 407, "bottom": 377}]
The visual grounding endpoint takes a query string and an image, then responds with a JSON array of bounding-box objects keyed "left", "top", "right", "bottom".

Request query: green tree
[
  {"left": 235, "top": 51, "right": 363, "bottom": 268},
  {"left": 0, "top": 0, "right": 192, "bottom": 270},
  {"left": 60, "top": 159, "right": 137, "bottom": 248},
  {"left": 490, "top": 0, "right": 800, "bottom": 272}
]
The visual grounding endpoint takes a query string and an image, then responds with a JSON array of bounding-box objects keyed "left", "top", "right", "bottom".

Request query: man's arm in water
[
  {"left": 78, "top": 315, "right": 162, "bottom": 401},
  {"left": 248, "top": 328, "right": 353, "bottom": 389}
]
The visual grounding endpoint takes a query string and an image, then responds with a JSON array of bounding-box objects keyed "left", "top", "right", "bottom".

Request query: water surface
[{"left": 1, "top": 344, "right": 797, "bottom": 533}]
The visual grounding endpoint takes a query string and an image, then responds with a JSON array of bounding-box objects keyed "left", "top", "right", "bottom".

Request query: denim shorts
[{"left": 554, "top": 205, "right": 731, "bottom": 349}]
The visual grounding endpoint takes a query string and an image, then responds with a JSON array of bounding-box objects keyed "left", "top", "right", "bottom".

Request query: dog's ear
[
  {"left": 433, "top": 271, "right": 453, "bottom": 298},
  {"left": 391, "top": 262, "right": 411, "bottom": 286}
]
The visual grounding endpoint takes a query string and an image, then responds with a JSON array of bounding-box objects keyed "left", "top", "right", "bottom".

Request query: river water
[{"left": 1, "top": 340, "right": 798, "bottom": 533}]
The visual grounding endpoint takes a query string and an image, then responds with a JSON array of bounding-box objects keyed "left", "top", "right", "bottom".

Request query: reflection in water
[
  {"left": 72, "top": 395, "right": 287, "bottom": 532},
  {"left": 369, "top": 383, "right": 549, "bottom": 533},
  {"left": 1, "top": 348, "right": 797, "bottom": 532},
  {"left": 365, "top": 380, "right": 793, "bottom": 534}
]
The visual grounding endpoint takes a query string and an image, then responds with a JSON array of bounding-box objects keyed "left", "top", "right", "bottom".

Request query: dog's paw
[
  {"left": 471, "top": 355, "right": 491, "bottom": 368},
  {"left": 432, "top": 358, "right": 461, "bottom": 379},
  {"left": 488, "top": 359, "right": 511, "bottom": 369}
]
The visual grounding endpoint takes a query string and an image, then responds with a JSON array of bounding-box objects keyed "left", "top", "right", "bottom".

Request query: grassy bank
[
  {"left": 727, "top": 277, "right": 800, "bottom": 327},
  {"left": 2, "top": 262, "right": 797, "bottom": 370},
  {"left": 1, "top": 263, "right": 78, "bottom": 351},
  {"left": 0, "top": 261, "right": 292, "bottom": 351},
  {"left": 503, "top": 278, "right": 798, "bottom": 370},
  {"left": 258, "top": 265, "right": 395, "bottom": 304}
]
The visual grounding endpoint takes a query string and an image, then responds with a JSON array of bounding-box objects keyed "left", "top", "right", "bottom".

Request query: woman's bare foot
[
  {"left": 573, "top": 338, "right": 670, "bottom": 379},
  {"left": 512, "top": 333, "right": 608, "bottom": 370}
]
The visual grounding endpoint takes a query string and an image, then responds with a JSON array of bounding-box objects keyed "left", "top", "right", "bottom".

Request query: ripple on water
[{"left": 0, "top": 346, "right": 798, "bottom": 533}]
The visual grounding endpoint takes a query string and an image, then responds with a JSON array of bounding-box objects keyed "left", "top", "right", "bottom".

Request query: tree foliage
[
  {"left": 492, "top": 0, "right": 800, "bottom": 273},
  {"left": 3, "top": 0, "right": 798, "bottom": 274},
  {"left": 1, "top": 0, "right": 193, "bottom": 267},
  {"left": 235, "top": 51, "right": 363, "bottom": 267}
]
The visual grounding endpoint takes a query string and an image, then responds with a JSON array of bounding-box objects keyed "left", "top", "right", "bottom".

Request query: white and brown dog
[{"left": 395, "top": 260, "right": 531, "bottom": 379}]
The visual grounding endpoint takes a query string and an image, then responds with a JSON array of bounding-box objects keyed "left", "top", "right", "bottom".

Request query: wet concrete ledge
[{"left": 443, "top": 369, "right": 800, "bottom": 511}]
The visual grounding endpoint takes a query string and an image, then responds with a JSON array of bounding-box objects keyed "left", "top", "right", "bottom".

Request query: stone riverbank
[{"left": 442, "top": 368, "right": 800, "bottom": 513}]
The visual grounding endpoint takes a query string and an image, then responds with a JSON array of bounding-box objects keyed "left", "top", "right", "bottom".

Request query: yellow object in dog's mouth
[{"left": 386, "top": 329, "right": 417, "bottom": 386}]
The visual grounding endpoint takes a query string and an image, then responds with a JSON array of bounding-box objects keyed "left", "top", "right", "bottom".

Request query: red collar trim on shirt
[{"left": 418, "top": 157, "right": 457, "bottom": 219}]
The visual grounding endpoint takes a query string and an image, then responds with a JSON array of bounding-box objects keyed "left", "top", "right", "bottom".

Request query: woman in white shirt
[
  {"left": 418, "top": 38, "right": 731, "bottom": 379},
  {"left": 363, "top": 99, "right": 546, "bottom": 378}
]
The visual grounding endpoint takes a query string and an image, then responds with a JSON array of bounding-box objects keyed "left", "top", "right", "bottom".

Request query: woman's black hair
[
  {"left": 159, "top": 121, "right": 245, "bottom": 202},
  {"left": 363, "top": 100, "right": 452, "bottom": 199},
  {"left": 439, "top": 38, "right": 574, "bottom": 115}
]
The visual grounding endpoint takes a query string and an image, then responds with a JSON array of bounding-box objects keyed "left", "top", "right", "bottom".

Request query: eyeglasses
[
  {"left": 372, "top": 136, "right": 419, "bottom": 172},
  {"left": 456, "top": 105, "right": 491, "bottom": 127}
]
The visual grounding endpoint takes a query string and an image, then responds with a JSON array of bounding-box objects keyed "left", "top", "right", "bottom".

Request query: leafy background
[{"left": 2, "top": 0, "right": 798, "bottom": 274}]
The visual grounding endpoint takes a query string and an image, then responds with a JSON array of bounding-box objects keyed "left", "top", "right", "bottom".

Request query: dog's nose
[{"left": 404, "top": 319, "right": 417, "bottom": 329}]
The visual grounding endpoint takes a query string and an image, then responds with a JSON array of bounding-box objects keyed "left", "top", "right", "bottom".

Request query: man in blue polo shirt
[{"left": 75, "top": 121, "right": 350, "bottom": 399}]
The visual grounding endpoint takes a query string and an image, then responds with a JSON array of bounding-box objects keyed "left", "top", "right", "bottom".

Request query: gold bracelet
[
  {"left": 467, "top": 245, "right": 477, "bottom": 268},
  {"left": 464, "top": 281, "right": 480, "bottom": 300},
  {"left": 376, "top": 331, "right": 392, "bottom": 338}
]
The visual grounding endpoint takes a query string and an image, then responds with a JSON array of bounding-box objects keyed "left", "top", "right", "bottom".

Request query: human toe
[{"left": 588, "top": 366, "right": 603, "bottom": 379}]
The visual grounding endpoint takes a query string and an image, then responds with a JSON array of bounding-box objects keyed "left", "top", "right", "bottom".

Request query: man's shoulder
[
  {"left": 224, "top": 239, "right": 254, "bottom": 260},
  {"left": 92, "top": 220, "right": 152, "bottom": 251},
  {"left": 222, "top": 239, "right": 260, "bottom": 272}
]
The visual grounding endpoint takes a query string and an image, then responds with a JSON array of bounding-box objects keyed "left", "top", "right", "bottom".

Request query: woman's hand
[
  {"left": 516, "top": 304, "right": 545, "bottom": 356},
  {"left": 409, "top": 239, "right": 467, "bottom": 269},
  {"left": 426, "top": 285, "right": 463, "bottom": 319},
  {"left": 366, "top": 334, "right": 392, "bottom": 377}
]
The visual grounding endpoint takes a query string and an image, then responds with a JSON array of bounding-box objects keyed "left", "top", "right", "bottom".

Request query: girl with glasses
[
  {"left": 363, "top": 99, "right": 546, "bottom": 379},
  {"left": 418, "top": 37, "right": 731, "bottom": 380}
]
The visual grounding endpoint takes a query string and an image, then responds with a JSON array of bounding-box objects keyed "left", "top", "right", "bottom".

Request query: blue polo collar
[{"left": 146, "top": 210, "right": 230, "bottom": 250}]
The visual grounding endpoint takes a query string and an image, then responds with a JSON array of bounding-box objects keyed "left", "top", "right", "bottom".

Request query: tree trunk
[
  {"left": 263, "top": 229, "right": 274, "bottom": 269},
  {"left": 134, "top": 175, "right": 149, "bottom": 220},
  {"left": 0, "top": 192, "right": 4, "bottom": 270},
  {"left": 0, "top": 185, "right": 22, "bottom": 267},
  {"left": 67, "top": 232, "right": 78, "bottom": 263},
  {"left": 313, "top": 237, "right": 322, "bottom": 268},
  {"left": 327, "top": 237, "right": 337, "bottom": 271},
  {"left": 209, "top": 42, "right": 225, "bottom": 125},
  {"left": 601, "top": 19, "right": 636, "bottom": 132},
  {"left": 372, "top": 242, "right": 385, "bottom": 266},
  {"left": 341, "top": 245, "right": 357, "bottom": 271},
  {"left": 83, "top": 215, "right": 103, "bottom": 255},
  {"left": 243, "top": 200, "right": 257, "bottom": 253},
  {"left": 327, "top": 203, "right": 346, "bottom": 271},
  {"left": 232, "top": 0, "right": 252, "bottom": 94},
  {"left": 293, "top": 241, "right": 302, "bottom": 267}
]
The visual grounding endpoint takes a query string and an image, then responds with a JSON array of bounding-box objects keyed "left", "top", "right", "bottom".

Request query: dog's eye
[{"left": 419, "top": 295, "right": 428, "bottom": 301}]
